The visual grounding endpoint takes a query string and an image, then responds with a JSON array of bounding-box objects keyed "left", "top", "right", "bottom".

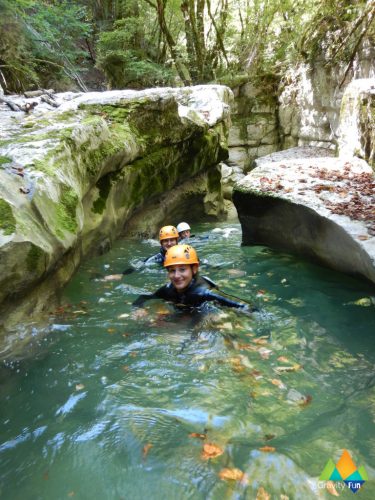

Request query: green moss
[
  {"left": 55, "top": 110, "right": 76, "bottom": 122},
  {"left": 0, "top": 155, "right": 12, "bottom": 165},
  {"left": 92, "top": 174, "right": 112, "bottom": 214},
  {"left": 0, "top": 199, "right": 16, "bottom": 235},
  {"left": 26, "top": 244, "right": 44, "bottom": 273},
  {"left": 56, "top": 185, "right": 79, "bottom": 234}
]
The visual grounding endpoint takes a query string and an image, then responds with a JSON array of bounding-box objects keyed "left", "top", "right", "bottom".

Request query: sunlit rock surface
[
  {"left": 233, "top": 147, "right": 375, "bottom": 285},
  {"left": 0, "top": 85, "right": 232, "bottom": 336},
  {"left": 338, "top": 78, "right": 375, "bottom": 169}
]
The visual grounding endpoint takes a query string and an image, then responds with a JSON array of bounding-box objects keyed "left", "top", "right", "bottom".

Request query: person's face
[
  {"left": 161, "top": 238, "right": 178, "bottom": 250},
  {"left": 179, "top": 230, "right": 191, "bottom": 239},
  {"left": 167, "top": 264, "right": 197, "bottom": 292}
]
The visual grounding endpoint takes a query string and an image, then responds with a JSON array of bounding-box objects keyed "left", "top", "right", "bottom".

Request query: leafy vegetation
[{"left": 0, "top": 0, "right": 373, "bottom": 92}]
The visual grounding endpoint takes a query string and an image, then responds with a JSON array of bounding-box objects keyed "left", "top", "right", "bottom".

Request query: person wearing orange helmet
[
  {"left": 104, "top": 225, "right": 179, "bottom": 280},
  {"left": 133, "top": 244, "right": 253, "bottom": 310}
]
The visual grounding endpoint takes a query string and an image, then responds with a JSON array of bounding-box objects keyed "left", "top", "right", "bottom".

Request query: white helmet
[{"left": 177, "top": 222, "right": 191, "bottom": 233}]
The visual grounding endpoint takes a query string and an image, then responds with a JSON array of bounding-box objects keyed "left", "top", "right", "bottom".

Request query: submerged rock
[{"left": 233, "top": 147, "right": 375, "bottom": 285}]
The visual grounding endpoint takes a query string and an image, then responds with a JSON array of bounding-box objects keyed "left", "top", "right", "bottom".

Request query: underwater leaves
[
  {"left": 218, "top": 468, "right": 244, "bottom": 481},
  {"left": 256, "top": 486, "right": 271, "bottom": 499},
  {"left": 142, "top": 443, "right": 153, "bottom": 459},
  {"left": 259, "top": 446, "right": 276, "bottom": 452},
  {"left": 201, "top": 443, "right": 224, "bottom": 459},
  {"left": 271, "top": 378, "right": 286, "bottom": 389},
  {"left": 189, "top": 432, "right": 207, "bottom": 440},
  {"left": 274, "top": 364, "right": 302, "bottom": 374},
  {"left": 75, "top": 383, "right": 85, "bottom": 391}
]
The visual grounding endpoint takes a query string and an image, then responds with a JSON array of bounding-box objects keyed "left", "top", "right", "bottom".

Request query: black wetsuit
[
  {"left": 133, "top": 275, "right": 248, "bottom": 310},
  {"left": 122, "top": 247, "right": 166, "bottom": 274}
]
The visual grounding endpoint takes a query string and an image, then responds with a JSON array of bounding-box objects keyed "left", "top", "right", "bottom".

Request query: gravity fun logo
[{"left": 319, "top": 449, "right": 368, "bottom": 493}]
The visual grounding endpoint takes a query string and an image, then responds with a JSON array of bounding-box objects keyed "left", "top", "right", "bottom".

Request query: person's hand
[
  {"left": 131, "top": 308, "right": 148, "bottom": 320},
  {"left": 103, "top": 274, "right": 123, "bottom": 281}
]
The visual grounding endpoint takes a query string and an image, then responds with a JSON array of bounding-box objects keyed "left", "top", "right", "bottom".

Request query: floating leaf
[
  {"left": 142, "top": 443, "right": 153, "bottom": 458},
  {"left": 253, "top": 338, "right": 268, "bottom": 345},
  {"left": 275, "top": 364, "right": 302, "bottom": 374},
  {"left": 107, "top": 328, "right": 116, "bottom": 334},
  {"left": 264, "top": 433, "right": 276, "bottom": 441},
  {"left": 118, "top": 313, "right": 130, "bottom": 319},
  {"left": 256, "top": 486, "right": 271, "bottom": 500},
  {"left": 75, "top": 383, "right": 85, "bottom": 391},
  {"left": 189, "top": 433, "right": 206, "bottom": 440},
  {"left": 201, "top": 443, "right": 224, "bottom": 459},
  {"left": 299, "top": 394, "right": 313, "bottom": 407},
  {"left": 218, "top": 468, "right": 244, "bottom": 481},
  {"left": 259, "top": 446, "right": 276, "bottom": 452},
  {"left": 271, "top": 378, "right": 286, "bottom": 389},
  {"left": 277, "top": 356, "right": 290, "bottom": 363},
  {"left": 259, "top": 348, "right": 272, "bottom": 359}
]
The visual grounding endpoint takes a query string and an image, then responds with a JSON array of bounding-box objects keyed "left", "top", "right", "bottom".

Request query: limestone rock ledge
[
  {"left": 233, "top": 147, "right": 375, "bottom": 285},
  {"left": 0, "top": 85, "right": 232, "bottom": 338}
]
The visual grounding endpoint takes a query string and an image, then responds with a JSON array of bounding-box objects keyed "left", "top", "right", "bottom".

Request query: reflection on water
[{"left": 1, "top": 222, "right": 375, "bottom": 499}]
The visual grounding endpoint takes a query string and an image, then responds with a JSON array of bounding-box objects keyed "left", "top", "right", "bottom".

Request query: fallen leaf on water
[
  {"left": 259, "top": 348, "right": 272, "bottom": 359},
  {"left": 142, "top": 443, "right": 153, "bottom": 458},
  {"left": 259, "top": 446, "right": 276, "bottom": 452},
  {"left": 107, "top": 328, "right": 116, "bottom": 334},
  {"left": 271, "top": 378, "right": 286, "bottom": 389},
  {"left": 252, "top": 338, "right": 268, "bottom": 345},
  {"left": 189, "top": 433, "right": 206, "bottom": 440},
  {"left": 118, "top": 313, "right": 130, "bottom": 319},
  {"left": 218, "top": 468, "right": 244, "bottom": 481},
  {"left": 264, "top": 433, "right": 276, "bottom": 441},
  {"left": 75, "top": 383, "right": 85, "bottom": 391},
  {"left": 130, "top": 352, "right": 138, "bottom": 357},
  {"left": 358, "top": 235, "right": 369, "bottom": 241},
  {"left": 299, "top": 394, "right": 313, "bottom": 407},
  {"left": 68, "top": 493, "right": 75, "bottom": 498},
  {"left": 326, "top": 480, "right": 340, "bottom": 496},
  {"left": 277, "top": 356, "right": 290, "bottom": 363},
  {"left": 72, "top": 310, "right": 87, "bottom": 315},
  {"left": 201, "top": 443, "right": 224, "bottom": 459},
  {"left": 256, "top": 486, "right": 270, "bottom": 500},
  {"left": 122, "top": 366, "right": 130, "bottom": 372},
  {"left": 275, "top": 364, "right": 302, "bottom": 374}
]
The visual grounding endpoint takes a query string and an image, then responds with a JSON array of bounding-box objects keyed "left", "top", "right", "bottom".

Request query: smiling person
[
  {"left": 104, "top": 225, "right": 179, "bottom": 280},
  {"left": 132, "top": 244, "right": 254, "bottom": 311}
]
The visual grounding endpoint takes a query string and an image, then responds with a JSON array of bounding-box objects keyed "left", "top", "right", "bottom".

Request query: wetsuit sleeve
[
  {"left": 132, "top": 285, "right": 169, "bottom": 307},
  {"left": 201, "top": 289, "right": 247, "bottom": 309}
]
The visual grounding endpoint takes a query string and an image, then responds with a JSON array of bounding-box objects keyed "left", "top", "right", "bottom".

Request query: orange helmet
[
  {"left": 159, "top": 225, "right": 178, "bottom": 242},
  {"left": 164, "top": 244, "right": 199, "bottom": 267}
]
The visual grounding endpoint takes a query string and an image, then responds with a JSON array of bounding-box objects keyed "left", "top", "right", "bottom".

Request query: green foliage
[
  {"left": 0, "top": 0, "right": 91, "bottom": 92},
  {"left": 96, "top": 16, "right": 174, "bottom": 88}
]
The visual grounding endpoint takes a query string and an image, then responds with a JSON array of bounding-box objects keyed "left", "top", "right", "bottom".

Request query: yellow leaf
[
  {"left": 142, "top": 443, "right": 153, "bottom": 458},
  {"left": 259, "top": 446, "right": 276, "bottom": 452},
  {"left": 277, "top": 356, "right": 290, "bottom": 363},
  {"left": 253, "top": 338, "right": 268, "bottom": 345},
  {"left": 271, "top": 379, "right": 286, "bottom": 389},
  {"left": 275, "top": 364, "right": 302, "bottom": 374},
  {"left": 201, "top": 443, "right": 224, "bottom": 459},
  {"left": 107, "top": 328, "right": 116, "bottom": 334},
  {"left": 218, "top": 468, "right": 244, "bottom": 481},
  {"left": 256, "top": 486, "right": 270, "bottom": 500}
]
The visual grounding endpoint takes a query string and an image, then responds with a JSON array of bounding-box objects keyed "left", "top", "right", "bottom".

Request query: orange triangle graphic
[{"left": 336, "top": 449, "right": 357, "bottom": 479}]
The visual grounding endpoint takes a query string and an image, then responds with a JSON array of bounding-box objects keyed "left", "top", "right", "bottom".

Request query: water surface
[{"left": 1, "top": 222, "right": 374, "bottom": 499}]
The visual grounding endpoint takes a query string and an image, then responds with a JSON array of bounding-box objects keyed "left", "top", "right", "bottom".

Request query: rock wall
[
  {"left": 0, "top": 85, "right": 232, "bottom": 340},
  {"left": 228, "top": 40, "right": 375, "bottom": 172}
]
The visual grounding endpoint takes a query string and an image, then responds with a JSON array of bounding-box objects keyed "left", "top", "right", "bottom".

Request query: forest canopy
[{"left": 0, "top": 0, "right": 373, "bottom": 93}]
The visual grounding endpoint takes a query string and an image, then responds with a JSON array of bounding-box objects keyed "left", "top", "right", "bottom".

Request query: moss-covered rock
[{"left": 0, "top": 85, "right": 232, "bottom": 345}]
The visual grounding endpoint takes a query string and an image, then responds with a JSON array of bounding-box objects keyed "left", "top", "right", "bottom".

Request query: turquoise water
[{"left": 1, "top": 222, "right": 374, "bottom": 499}]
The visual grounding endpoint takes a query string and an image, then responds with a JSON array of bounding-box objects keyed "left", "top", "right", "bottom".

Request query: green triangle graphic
[
  {"left": 320, "top": 459, "right": 336, "bottom": 480},
  {"left": 358, "top": 465, "right": 368, "bottom": 481}
]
